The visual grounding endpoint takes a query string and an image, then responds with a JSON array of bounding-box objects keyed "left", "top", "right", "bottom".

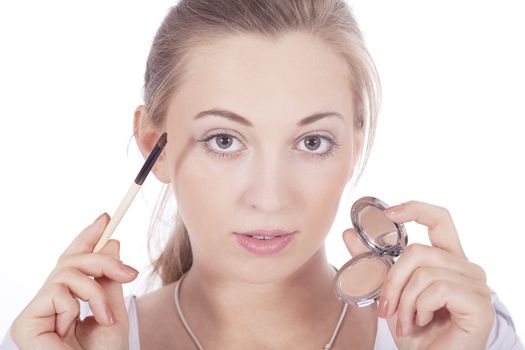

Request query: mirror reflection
[{"left": 358, "top": 205, "right": 398, "bottom": 248}]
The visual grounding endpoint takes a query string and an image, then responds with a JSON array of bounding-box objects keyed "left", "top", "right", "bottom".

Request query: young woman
[{"left": 3, "top": 0, "right": 522, "bottom": 349}]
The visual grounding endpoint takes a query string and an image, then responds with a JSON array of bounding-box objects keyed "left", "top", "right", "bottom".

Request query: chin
[{"left": 226, "top": 251, "right": 316, "bottom": 285}]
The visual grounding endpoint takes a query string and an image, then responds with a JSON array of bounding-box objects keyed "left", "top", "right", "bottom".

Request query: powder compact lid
[
  {"left": 351, "top": 196, "right": 407, "bottom": 257},
  {"left": 335, "top": 196, "right": 408, "bottom": 307}
]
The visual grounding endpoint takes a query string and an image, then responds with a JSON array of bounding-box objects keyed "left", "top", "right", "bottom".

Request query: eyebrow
[{"left": 193, "top": 109, "right": 344, "bottom": 127}]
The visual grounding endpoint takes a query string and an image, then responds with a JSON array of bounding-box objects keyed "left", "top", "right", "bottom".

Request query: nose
[{"left": 241, "top": 152, "right": 293, "bottom": 213}]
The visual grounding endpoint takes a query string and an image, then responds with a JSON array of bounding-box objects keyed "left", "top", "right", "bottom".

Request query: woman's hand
[
  {"left": 343, "top": 200, "right": 495, "bottom": 350},
  {"left": 10, "top": 213, "right": 139, "bottom": 350}
]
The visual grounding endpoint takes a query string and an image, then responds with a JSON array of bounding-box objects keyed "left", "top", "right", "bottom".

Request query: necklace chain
[{"left": 174, "top": 269, "right": 348, "bottom": 350}]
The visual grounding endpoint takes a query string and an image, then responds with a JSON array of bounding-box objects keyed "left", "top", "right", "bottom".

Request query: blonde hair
[{"left": 138, "top": 0, "right": 381, "bottom": 290}]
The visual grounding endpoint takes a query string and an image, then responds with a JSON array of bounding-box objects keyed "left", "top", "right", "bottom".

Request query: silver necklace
[{"left": 174, "top": 269, "right": 348, "bottom": 350}]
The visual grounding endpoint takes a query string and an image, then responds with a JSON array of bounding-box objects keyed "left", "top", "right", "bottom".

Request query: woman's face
[{"left": 163, "top": 31, "right": 361, "bottom": 283}]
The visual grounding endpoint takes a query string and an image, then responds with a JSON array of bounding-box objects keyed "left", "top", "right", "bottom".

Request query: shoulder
[
  {"left": 135, "top": 283, "right": 175, "bottom": 313},
  {"left": 134, "top": 282, "right": 195, "bottom": 349}
]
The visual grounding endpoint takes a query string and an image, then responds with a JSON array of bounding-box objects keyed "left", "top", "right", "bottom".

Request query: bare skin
[{"left": 136, "top": 248, "right": 378, "bottom": 349}]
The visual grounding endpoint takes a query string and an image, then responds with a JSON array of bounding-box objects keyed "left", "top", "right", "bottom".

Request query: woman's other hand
[
  {"left": 9, "top": 213, "right": 139, "bottom": 350},
  {"left": 343, "top": 200, "right": 494, "bottom": 350}
]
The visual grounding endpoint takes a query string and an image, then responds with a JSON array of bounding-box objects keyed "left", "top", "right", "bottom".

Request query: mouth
[
  {"left": 233, "top": 230, "right": 296, "bottom": 255},
  {"left": 235, "top": 229, "right": 295, "bottom": 237}
]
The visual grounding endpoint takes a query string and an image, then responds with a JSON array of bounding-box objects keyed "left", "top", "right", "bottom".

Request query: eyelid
[
  {"left": 295, "top": 129, "right": 335, "bottom": 142},
  {"left": 200, "top": 128, "right": 247, "bottom": 143}
]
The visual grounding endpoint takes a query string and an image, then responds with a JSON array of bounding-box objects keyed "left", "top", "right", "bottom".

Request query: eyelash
[{"left": 197, "top": 132, "right": 341, "bottom": 160}]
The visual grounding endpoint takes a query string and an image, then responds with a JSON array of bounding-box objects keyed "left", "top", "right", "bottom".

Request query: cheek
[
  {"left": 173, "top": 153, "right": 236, "bottom": 240},
  {"left": 300, "top": 166, "right": 348, "bottom": 235}
]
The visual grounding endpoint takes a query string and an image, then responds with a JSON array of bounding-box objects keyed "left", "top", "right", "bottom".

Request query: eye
[
  {"left": 296, "top": 134, "right": 339, "bottom": 158},
  {"left": 197, "top": 132, "right": 340, "bottom": 159},
  {"left": 197, "top": 132, "right": 245, "bottom": 159}
]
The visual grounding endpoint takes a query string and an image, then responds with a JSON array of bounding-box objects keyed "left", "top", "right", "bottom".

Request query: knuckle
[
  {"left": 438, "top": 206, "right": 451, "bottom": 219},
  {"left": 412, "top": 266, "right": 431, "bottom": 285},
  {"left": 481, "top": 284, "right": 492, "bottom": 299},
  {"left": 101, "top": 255, "right": 122, "bottom": 275},
  {"left": 10, "top": 316, "right": 28, "bottom": 344},
  {"left": 56, "top": 253, "right": 66, "bottom": 265},
  {"left": 396, "top": 299, "right": 408, "bottom": 318},
  {"left": 397, "top": 294, "right": 415, "bottom": 323},
  {"left": 112, "top": 239, "right": 121, "bottom": 250},
  {"left": 57, "top": 266, "right": 79, "bottom": 280},
  {"left": 44, "top": 282, "right": 68, "bottom": 297},
  {"left": 86, "top": 278, "right": 106, "bottom": 296},
  {"left": 433, "top": 280, "right": 450, "bottom": 295},
  {"left": 106, "top": 253, "right": 122, "bottom": 265},
  {"left": 56, "top": 254, "right": 75, "bottom": 267},
  {"left": 404, "top": 243, "right": 426, "bottom": 256},
  {"left": 471, "top": 263, "right": 488, "bottom": 282},
  {"left": 404, "top": 200, "right": 417, "bottom": 207}
]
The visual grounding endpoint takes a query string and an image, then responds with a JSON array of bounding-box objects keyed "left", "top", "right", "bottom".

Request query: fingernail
[
  {"left": 385, "top": 205, "right": 403, "bottom": 217},
  {"left": 93, "top": 212, "right": 107, "bottom": 224},
  {"left": 120, "top": 262, "right": 139, "bottom": 274},
  {"left": 105, "top": 304, "right": 116, "bottom": 325},
  {"left": 396, "top": 318, "right": 404, "bottom": 337},
  {"left": 377, "top": 297, "right": 389, "bottom": 318}
]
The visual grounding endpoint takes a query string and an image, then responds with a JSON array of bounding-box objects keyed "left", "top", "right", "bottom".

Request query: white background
[{"left": 1, "top": 0, "right": 523, "bottom": 343}]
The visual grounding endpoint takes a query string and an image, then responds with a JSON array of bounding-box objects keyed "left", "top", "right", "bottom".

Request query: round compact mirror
[{"left": 335, "top": 196, "right": 408, "bottom": 307}]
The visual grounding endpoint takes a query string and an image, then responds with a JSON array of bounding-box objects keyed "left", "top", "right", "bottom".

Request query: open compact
[{"left": 334, "top": 196, "right": 408, "bottom": 307}]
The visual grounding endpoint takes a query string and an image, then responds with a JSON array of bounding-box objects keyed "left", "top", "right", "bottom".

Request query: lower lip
[{"left": 234, "top": 233, "right": 295, "bottom": 255}]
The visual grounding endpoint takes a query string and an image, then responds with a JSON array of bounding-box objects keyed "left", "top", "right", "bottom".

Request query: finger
[
  {"left": 53, "top": 285, "right": 81, "bottom": 338},
  {"left": 395, "top": 266, "right": 491, "bottom": 336},
  {"left": 42, "top": 271, "right": 115, "bottom": 326},
  {"left": 380, "top": 243, "right": 486, "bottom": 319},
  {"left": 59, "top": 213, "right": 110, "bottom": 259},
  {"left": 14, "top": 283, "right": 80, "bottom": 349},
  {"left": 96, "top": 239, "right": 134, "bottom": 323},
  {"left": 415, "top": 280, "right": 495, "bottom": 336},
  {"left": 48, "top": 253, "right": 138, "bottom": 284},
  {"left": 384, "top": 200, "right": 465, "bottom": 258},
  {"left": 342, "top": 228, "right": 369, "bottom": 257}
]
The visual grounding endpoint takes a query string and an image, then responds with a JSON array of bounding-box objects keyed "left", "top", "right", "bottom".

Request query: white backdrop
[{"left": 1, "top": 0, "right": 523, "bottom": 342}]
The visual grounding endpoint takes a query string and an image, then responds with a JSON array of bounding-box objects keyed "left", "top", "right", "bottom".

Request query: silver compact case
[{"left": 334, "top": 196, "right": 408, "bottom": 307}]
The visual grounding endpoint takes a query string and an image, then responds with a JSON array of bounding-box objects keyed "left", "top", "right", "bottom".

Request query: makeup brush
[{"left": 92, "top": 132, "right": 168, "bottom": 253}]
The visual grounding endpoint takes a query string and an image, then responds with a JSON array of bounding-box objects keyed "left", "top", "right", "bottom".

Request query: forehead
[{"left": 168, "top": 31, "right": 355, "bottom": 124}]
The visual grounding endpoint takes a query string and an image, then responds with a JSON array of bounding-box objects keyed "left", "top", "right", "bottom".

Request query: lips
[{"left": 234, "top": 230, "right": 296, "bottom": 255}]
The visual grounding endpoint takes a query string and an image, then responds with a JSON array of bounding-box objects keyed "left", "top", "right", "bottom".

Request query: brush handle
[{"left": 92, "top": 182, "right": 141, "bottom": 253}]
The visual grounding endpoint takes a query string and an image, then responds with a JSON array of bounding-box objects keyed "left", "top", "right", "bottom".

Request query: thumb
[
  {"left": 96, "top": 239, "right": 134, "bottom": 323},
  {"left": 342, "top": 228, "right": 370, "bottom": 257}
]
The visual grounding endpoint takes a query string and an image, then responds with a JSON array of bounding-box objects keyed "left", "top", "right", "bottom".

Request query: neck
[{"left": 180, "top": 245, "right": 344, "bottom": 348}]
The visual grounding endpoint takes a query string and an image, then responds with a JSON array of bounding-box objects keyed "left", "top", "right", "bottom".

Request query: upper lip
[{"left": 235, "top": 229, "right": 296, "bottom": 237}]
